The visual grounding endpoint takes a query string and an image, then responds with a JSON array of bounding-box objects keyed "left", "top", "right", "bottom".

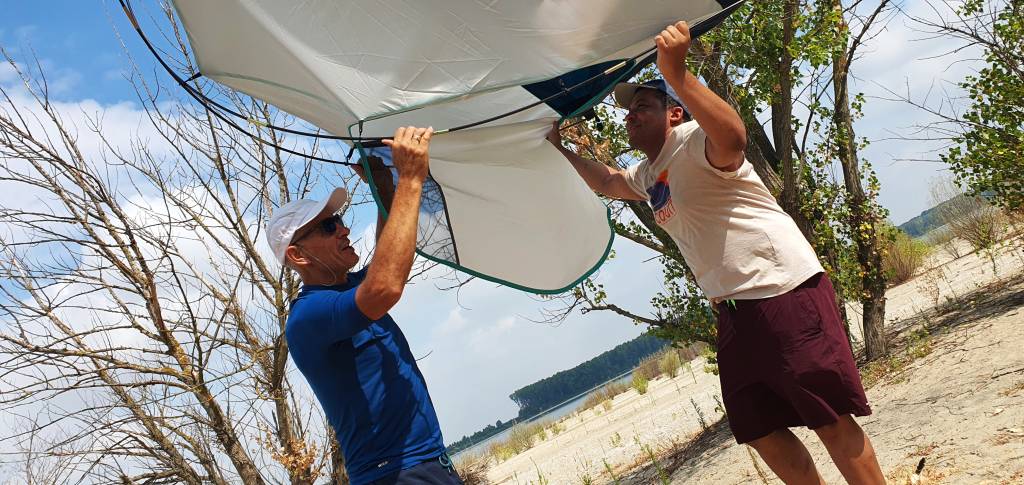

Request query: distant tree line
[
  {"left": 509, "top": 333, "right": 666, "bottom": 419},
  {"left": 898, "top": 205, "right": 946, "bottom": 238},
  {"left": 446, "top": 333, "right": 667, "bottom": 454},
  {"left": 446, "top": 419, "right": 513, "bottom": 456}
]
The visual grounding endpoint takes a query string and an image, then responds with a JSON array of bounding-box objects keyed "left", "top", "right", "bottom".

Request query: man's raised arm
[
  {"left": 354, "top": 127, "right": 432, "bottom": 320},
  {"left": 657, "top": 21, "right": 747, "bottom": 172}
]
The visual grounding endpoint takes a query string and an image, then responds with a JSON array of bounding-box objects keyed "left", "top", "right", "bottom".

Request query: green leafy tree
[
  {"left": 940, "top": 0, "right": 1023, "bottom": 212},
  {"left": 549, "top": 0, "right": 896, "bottom": 360}
]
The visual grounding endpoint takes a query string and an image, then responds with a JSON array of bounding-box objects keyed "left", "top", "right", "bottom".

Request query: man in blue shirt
[{"left": 266, "top": 126, "right": 462, "bottom": 485}]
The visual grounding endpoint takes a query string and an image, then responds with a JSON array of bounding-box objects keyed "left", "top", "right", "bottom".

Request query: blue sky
[
  {"left": 1, "top": 2, "right": 139, "bottom": 104},
  {"left": 0, "top": 1, "right": 980, "bottom": 442}
]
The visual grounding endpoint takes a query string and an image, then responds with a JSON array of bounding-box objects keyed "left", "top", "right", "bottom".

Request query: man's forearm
[
  {"left": 367, "top": 177, "right": 421, "bottom": 289},
  {"left": 558, "top": 145, "right": 618, "bottom": 195}
]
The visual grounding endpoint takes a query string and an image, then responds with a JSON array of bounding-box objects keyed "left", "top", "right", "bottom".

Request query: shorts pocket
[{"left": 759, "top": 289, "right": 835, "bottom": 374}]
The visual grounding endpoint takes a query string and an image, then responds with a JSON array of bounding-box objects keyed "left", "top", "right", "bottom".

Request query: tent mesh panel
[
  {"left": 364, "top": 148, "right": 458, "bottom": 265},
  {"left": 417, "top": 172, "right": 458, "bottom": 264}
]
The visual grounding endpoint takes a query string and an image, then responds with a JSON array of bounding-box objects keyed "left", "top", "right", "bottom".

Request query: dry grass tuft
[
  {"left": 455, "top": 452, "right": 492, "bottom": 485},
  {"left": 884, "top": 229, "right": 931, "bottom": 285},
  {"left": 999, "top": 380, "right": 1024, "bottom": 397},
  {"left": 580, "top": 380, "right": 629, "bottom": 412}
]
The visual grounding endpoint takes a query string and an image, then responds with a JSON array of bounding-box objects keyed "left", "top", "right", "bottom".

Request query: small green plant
[
  {"left": 906, "top": 327, "right": 933, "bottom": 359},
  {"left": 580, "top": 381, "right": 629, "bottom": 412},
  {"left": 701, "top": 346, "right": 719, "bottom": 375},
  {"left": 610, "top": 431, "right": 623, "bottom": 447},
  {"left": 682, "top": 359, "right": 697, "bottom": 384},
  {"left": 536, "top": 427, "right": 548, "bottom": 442},
  {"left": 632, "top": 373, "right": 649, "bottom": 394},
  {"left": 603, "top": 458, "right": 620, "bottom": 485},
  {"left": 580, "top": 474, "right": 593, "bottom": 485},
  {"left": 690, "top": 397, "right": 708, "bottom": 430},
  {"left": 713, "top": 394, "right": 725, "bottom": 415},
  {"left": 486, "top": 420, "right": 554, "bottom": 461},
  {"left": 860, "top": 326, "right": 935, "bottom": 388},
  {"left": 643, "top": 444, "right": 670, "bottom": 485},
  {"left": 531, "top": 458, "right": 549, "bottom": 485}
]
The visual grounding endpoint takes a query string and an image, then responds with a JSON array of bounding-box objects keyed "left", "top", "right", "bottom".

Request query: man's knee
[
  {"left": 814, "top": 420, "right": 843, "bottom": 441},
  {"left": 748, "top": 430, "right": 817, "bottom": 473},
  {"left": 815, "top": 415, "right": 864, "bottom": 445},
  {"left": 747, "top": 432, "right": 780, "bottom": 453},
  {"left": 748, "top": 429, "right": 800, "bottom": 455}
]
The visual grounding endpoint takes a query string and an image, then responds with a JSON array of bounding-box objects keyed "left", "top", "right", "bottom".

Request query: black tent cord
[{"left": 120, "top": 0, "right": 737, "bottom": 167}]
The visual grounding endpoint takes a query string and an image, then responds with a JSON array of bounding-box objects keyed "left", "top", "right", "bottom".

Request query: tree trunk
[
  {"left": 776, "top": 0, "right": 814, "bottom": 239},
  {"left": 832, "top": 6, "right": 888, "bottom": 360},
  {"left": 692, "top": 39, "right": 783, "bottom": 195}
]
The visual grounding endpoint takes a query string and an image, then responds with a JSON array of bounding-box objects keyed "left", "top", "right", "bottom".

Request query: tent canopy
[{"left": 171, "top": 0, "right": 740, "bottom": 293}]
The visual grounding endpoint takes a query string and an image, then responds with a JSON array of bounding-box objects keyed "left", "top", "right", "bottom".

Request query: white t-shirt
[{"left": 623, "top": 121, "right": 824, "bottom": 300}]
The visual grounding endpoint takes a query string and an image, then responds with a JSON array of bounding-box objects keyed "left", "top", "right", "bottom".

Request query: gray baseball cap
[{"left": 613, "top": 78, "right": 683, "bottom": 109}]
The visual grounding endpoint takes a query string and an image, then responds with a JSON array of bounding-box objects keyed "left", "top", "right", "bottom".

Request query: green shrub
[
  {"left": 632, "top": 373, "right": 649, "bottom": 394},
  {"left": 659, "top": 349, "right": 681, "bottom": 378},
  {"left": 883, "top": 229, "right": 931, "bottom": 285}
]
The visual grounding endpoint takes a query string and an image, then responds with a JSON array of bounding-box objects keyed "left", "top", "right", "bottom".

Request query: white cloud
[{"left": 436, "top": 307, "right": 471, "bottom": 336}]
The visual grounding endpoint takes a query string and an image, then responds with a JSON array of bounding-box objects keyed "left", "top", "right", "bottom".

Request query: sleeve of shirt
[
  {"left": 623, "top": 160, "right": 651, "bottom": 201},
  {"left": 686, "top": 124, "right": 753, "bottom": 180},
  {"left": 287, "top": 286, "right": 374, "bottom": 350}
]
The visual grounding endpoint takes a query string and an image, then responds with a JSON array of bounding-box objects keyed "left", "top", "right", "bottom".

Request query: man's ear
[
  {"left": 668, "top": 106, "right": 686, "bottom": 126},
  {"left": 284, "top": 245, "right": 308, "bottom": 269}
]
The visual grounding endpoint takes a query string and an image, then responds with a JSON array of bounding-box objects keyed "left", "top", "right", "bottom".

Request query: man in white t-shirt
[{"left": 548, "top": 22, "right": 885, "bottom": 485}]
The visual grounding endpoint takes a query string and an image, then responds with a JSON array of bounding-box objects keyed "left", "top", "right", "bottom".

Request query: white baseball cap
[{"left": 266, "top": 187, "right": 348, "bottom": 265}]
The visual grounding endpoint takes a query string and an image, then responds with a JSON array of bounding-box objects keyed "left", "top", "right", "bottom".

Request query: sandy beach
[{"left": 484, "top": 235, "right": 1024, "bottom": 484}]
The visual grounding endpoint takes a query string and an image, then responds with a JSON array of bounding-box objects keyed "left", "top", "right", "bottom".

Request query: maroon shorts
[{"left": 716, "top": 273, "right": 871, "bottom": 444}]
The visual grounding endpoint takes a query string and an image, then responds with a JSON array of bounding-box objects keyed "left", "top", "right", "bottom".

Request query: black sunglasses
[{"left": 294, "top": 214, "right": 344, "bottom": 242}]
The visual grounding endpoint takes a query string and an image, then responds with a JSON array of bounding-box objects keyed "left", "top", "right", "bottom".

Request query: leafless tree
[{"left": 0, "top": 15, "right": 366, "bottom": 483}]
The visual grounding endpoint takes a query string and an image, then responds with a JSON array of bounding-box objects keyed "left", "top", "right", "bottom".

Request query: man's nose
[{"left": 338, "top": 226, "right": 351, "bottom": 238}]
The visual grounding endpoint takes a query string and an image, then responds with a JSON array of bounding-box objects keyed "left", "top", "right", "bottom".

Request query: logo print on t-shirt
[{"left": 647, "top": 170, "right": 676, "bottom": 224}]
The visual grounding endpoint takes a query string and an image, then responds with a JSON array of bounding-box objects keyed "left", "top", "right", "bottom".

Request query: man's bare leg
[
  {"left": 813, "top": 415, "right": 885, "bottom": 485},
  {"left": 748, "top": 429, "right": 826, "bottom": 485}
]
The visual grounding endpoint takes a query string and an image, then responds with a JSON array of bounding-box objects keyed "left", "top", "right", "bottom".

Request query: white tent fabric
[{"left": 170, "top": 0, "right": 736, "bottom": 293}]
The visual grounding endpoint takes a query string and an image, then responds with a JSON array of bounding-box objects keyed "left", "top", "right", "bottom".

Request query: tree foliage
[
  {"left": 550, "top": 0, "right": 895, "bottom": 360},
  {"left": 941, "top": 0, "right": 1024, "bottom": 212}
]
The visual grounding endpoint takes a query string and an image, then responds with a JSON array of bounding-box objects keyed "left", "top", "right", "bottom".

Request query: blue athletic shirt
[{"left": 286, "top": 268, "right": 445, "bottom": 484}]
